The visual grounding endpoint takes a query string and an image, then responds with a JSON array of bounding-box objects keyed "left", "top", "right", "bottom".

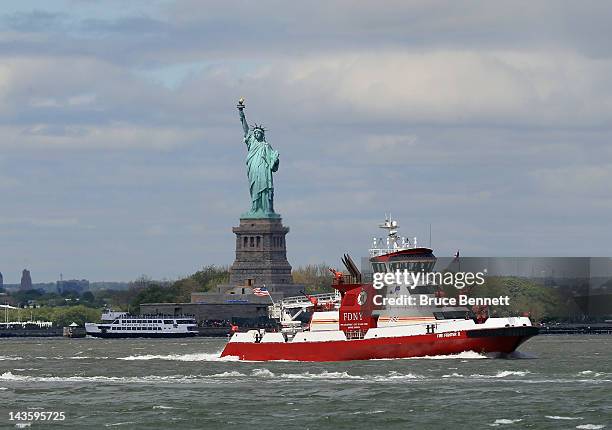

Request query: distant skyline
[{"left": 2, "top": 1, "right": 612, "bottom": 283}]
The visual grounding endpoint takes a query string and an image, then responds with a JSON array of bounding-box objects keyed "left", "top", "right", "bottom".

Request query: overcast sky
[{"left": 1, "top": 0, "right": 612, "bottom": 283}]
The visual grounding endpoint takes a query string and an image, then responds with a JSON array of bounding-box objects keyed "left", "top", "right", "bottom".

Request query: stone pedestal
[
  {"left": 228, "top": 218, "right": 298, "bottom": 293},
  {"left": 190, "top": 216, "right": 303, "bottom": 307}
]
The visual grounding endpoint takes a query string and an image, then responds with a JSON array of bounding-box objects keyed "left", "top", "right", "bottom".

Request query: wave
[
  {"left": 250, "top": 369, "right": 423, "bottom": 380},
  {"left": 442, "top": 373, "right": 464, "bottom": 378},
  {"left": 0, "top": 356, "right": 23, "bottom": 361},
  {"left": 0, "top": 369, "right": 427, "bottom": 384},
  {"left": 251, "top": 368, "right": 275, "bottom": 377},
  {"left": 405, "top": 351, "right": 488, "bottom": 360},
  {"left": 383, "top": 371, "right": 423, "bottom": 380},
  {"left": 575, "top": 425, "right": 606, "bottom": 430},
  {"left": 471, "top": 370, "right": 531, "bottom": 378},
  {"left": 489, "top": 418, "right": 522, "bottom": 426},
  {"left": 578, "top": 370, "right": 607, "bottom": 378},
  {"left": 0, "top": 371, "right": 200, "bottom": 384},
  {"left": 546, "top": 416, "right": 583, "bottom": 420},
  {"left": 204, "top": 371, "right": 246, "bottom": 378},
  {"left": 279, "top": 371, "right": 363, "bottom": 380},
  {"left": 105, "top": 422, "right": 136, "bottom": 427},
  {"left": 117, "top": 352, "right": 237, "bottom": 362}
]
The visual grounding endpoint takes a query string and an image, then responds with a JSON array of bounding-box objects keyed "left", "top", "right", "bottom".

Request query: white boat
[{"left": 85, "top": 313, "right": 198, "bottom": 338}]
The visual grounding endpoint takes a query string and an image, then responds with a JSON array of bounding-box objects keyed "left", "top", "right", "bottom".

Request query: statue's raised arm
[{"left": 237, "top": 97, "right": 249, "bottom": 137}]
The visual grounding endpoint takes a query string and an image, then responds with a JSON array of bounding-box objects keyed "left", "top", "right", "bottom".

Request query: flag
[{"left": 252, "top": 287, "right": 270, "bottom": 297}]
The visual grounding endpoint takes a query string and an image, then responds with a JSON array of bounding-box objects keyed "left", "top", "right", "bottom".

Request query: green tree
[
  {"left": 129, "top": 283, "right": 178, "bottom": 310},
  {"left": 293, "top": 264, "right": 333, "bottom": 293}
]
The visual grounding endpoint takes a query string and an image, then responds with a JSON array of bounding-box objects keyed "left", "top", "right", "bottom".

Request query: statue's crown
[{"left": 253, "top": 123, "right": 266, "bottom": 132}]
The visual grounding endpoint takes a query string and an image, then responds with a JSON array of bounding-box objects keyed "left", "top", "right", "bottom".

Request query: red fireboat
[{"left": 221, "top": 217, "right": 538, "bottom": 361}]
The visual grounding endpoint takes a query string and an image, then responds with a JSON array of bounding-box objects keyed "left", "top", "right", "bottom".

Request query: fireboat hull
[{"left": 221, "top": 326, "right": 538, "bottom": 362}]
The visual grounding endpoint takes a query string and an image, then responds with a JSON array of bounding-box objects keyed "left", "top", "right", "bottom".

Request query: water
[{"left": 0, "top": 335, "right": 610, "bottom": 429}]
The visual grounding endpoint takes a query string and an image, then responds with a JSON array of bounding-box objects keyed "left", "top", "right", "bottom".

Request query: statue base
[{"left": 229, "top": 217, "right": 294, "bottom": 290}]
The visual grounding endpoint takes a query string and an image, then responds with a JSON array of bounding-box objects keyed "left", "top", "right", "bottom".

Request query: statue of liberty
[{"left": 237, "top": 98, "right": 280, "bottom": 218}]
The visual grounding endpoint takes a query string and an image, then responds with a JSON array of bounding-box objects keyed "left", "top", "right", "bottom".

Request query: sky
[{"left": 1, "top": 0, "right": 612, "bottom": 283}]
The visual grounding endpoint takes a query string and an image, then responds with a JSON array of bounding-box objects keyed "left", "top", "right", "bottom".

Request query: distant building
[
  {"left": 0, "top": 271, "right": 3, "bottom": 289},
  {"left": 57, "top": 279, "right": 89, "bottom": 294},
  {"left": 20, "top": 269, "right": 32, "bottom": 291}
]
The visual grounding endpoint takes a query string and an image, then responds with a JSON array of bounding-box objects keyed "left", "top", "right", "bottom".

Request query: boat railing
[
  {"left": 269, "top": 292, "right": 341, "bottom": 320},
  {"left": 112, "top": 314, "right": 197, "bottom": 321}
]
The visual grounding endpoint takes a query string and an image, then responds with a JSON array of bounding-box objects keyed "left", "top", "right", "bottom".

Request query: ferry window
[
  {"left": 164, "top": 320, "right": 173, "bottom": 324},
  {"left": 372, "top": 263, "right": 386, "bottom": 273}
]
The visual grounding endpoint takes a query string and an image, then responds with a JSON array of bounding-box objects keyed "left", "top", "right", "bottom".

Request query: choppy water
[{"left": 0, "top": 335, "right": 610, "bottom": 429}]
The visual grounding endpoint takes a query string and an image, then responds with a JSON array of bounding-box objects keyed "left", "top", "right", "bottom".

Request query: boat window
[
  {"left": 412, "top": 285, "right": 436, "bottom": 294},
  {"left": 176, "top": 319, "right": 192, "bottom": 324},
  {"left": 164, "top": 320, "right": 173, "bottom": 324},
  {"left": 434, "top": 311, "right": 474, "bottom": 320},
  {"left": 372, "top": 262, "right": 387, "bottom": 273}
]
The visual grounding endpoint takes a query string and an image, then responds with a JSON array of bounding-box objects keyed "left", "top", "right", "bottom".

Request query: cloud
[{"left": 1, "top": 1, "right": 612, "bottom": 281}]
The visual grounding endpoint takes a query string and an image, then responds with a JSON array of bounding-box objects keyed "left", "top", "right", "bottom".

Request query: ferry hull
[
  {"left": 86, "top": 332, "right": 197, "bottom": 339},
  {"left": 221, "top": 326, "right": 538, "bottom": 362}
]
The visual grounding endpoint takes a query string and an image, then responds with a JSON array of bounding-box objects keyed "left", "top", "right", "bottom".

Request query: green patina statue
[{"left": 237, "top": 98, "right": 280, "bottom": 219}]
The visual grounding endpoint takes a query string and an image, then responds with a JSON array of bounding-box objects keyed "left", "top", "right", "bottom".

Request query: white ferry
[{"left": 85, "top": 310, "right": 198, "bottom": 338}]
